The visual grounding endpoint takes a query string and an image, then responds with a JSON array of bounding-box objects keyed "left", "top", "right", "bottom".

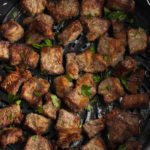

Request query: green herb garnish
[
  {"left": 119, "top": 76, "right": 128, "bottom": 90},
  {"left": 51, "top": 94, "right": 60, "bottom": 108},
  {"left": 8, "top": 94, "right": 20, "bottom": 103},
  {"left": 32, "top": 135, "right": 37, "bottom": 141},
  {"left": 65, "top": 74, "right": 73, "bottom": 82},
  {"left": 93, "top": 75, "right": 102, "bottom": 83},
  {"left": 90, "top": 44, "right": 96, "bottom": 53},
  {"left": 106, "top": 85, "right": 113, "bottom": 91},
  {"left": 118, "top": 144, "right": 127, "bottom": 150},
  {"left": 34, "top": 91, "right": 42, "bottom": 97},
  {"left": 16, "top": 100, "right": 22, "bottom": 105},
  {"left": 85, "top": 104, "right": 93, "bottom": 111},
  {"left": 37, "top": 106, "right": 43, "bottom": 114},
  {"left": 12, "top": 11, "right": 19, "bottom": 20},
  {"left": 81, "top": 85, "right": 92, "bottom": 97},
  {"left": 32, "top": 39, "right": 52, "bottom": 49},
  {"left": 103, "top": 55, "right": 111, "bottom": 61}
]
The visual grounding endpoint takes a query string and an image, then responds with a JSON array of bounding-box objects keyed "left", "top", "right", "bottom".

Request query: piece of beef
[
  {"left": 0, "top": 20, "right": 24, "bottom": 43},
  {"left": 24, "top": 113, "right": 51, "bottom": 134},
  {"left": 0, "top": 104, "right": 23, "bottom": 129},
  {"left": 0, "top": 41, "right": 10, "bottom": 60},
  {"left": 41, "top": 46, "right": 64, "bottom": 75},
  {"left": 47, "top": 0, "right": 79, "bottom": 23},
  {"left": 125, "top": 140, "right": 142, "bottom": 150},
  {"left": 1, "top": 69, "right": 32, "bottom": 95},
  {"left": 21, "top": 0, "right": 47, "bottom": 16},
  {"left": 128, "top": 28, "right": 148, "bottom": 54},
  {"left": 83, "top": 118, "right": 105, "bottom": 138},
  {"left": 98, "top": 77, "right": 125, "bottom": 103},
  {"left": 0, "top": 128, "right": 23, "bottom": 147}
]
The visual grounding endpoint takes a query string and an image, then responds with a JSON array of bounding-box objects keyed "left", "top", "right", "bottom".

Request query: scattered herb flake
[
  {"left": 90, "top": 44, "right": 96, "bottom": 53},
  {"left": 32, "top": 39, "right": 52, "bottom": 49},
  {"left": 90, "top": 98, "right": 97, "bottom": 104},
  {"left": 8, "top": 94, "right": 20, "bottom": 103},
  {"left": 118, "top": 144, "right": 127, "bottom": 150},
  {"left": 12, "top": 11, "right": 19, "bottom": 20},
  {"left": 86, "top": 104, "right": 93, "bottom": 111},
  {"left": 81, "top": 85, "right": 91, "bottom": 97},
  {"left": 16, "top": 100, "right": 22, "bottom": 105},
  {"left": 65, "top": 74, "right": 73, "bottom": 82},
  {"left": 34, "top": 91, "right": 42, "bottom": 97},
  {"left": 103, "top": 55, "right": 111, "bottom": 61},
  {"left": 32, "top": 135, "right": 37, "bottom": 141},
  {"left": 93, "top": 75, "right": 102, "bottom": 83},
  {"left": 37, "top": 106, "right": 43, "bottom": 114},
  {"left": 51, "top": 94, "right": 60, "bottom": 108},
  {"left": 120, "top": 76, "right": 128, "bottom": 90}
]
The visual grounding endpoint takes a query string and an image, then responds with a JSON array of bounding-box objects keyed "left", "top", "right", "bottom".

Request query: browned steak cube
[
  {"left": 47, "top": 0, "right": 79, "bottom": 23},
  {"left": 42, "top": 93, "right": 60, "bottom": 119},
  {"left": 98, "top": 36, "right": 125, "bottom": 66},
  {"left": 1, "top": 70, "right": 32, "bottom": 95},
  {"left": 0, "top": 104, "right": 23, "bottom": 129},
  {"left": 121, "top": 94, "right": 149, "bottom": 109},
  {"left": 66, "top": 53, "right": 79, "bottom": 79},
  {"left": 0, "top": 128, "right": 23, "bottom": 147},
  {"left": 41, "top": 46, "right": 64, "bottom": 75},
  {"left": 107, "top": 0, "right": 135, "bottom": 12},
  {"left": 54, "top": 75, "right": 73, "bottom": 98},
  {"left": 56, "top": 109, "right": 81, "bottom": 148},
  {"left": 81, "top": 0, "right": 103, "bottom": 17},
  {"left": 21, "top": 0, "right": 47, "bottom": 16},
  {"left": 21, "top": 77, "right": 50, "bottom": 107},
  {"left": 33, "top": 13, "right": 54, "bottom": 38},
  {"left": 0, "top": 20, "right": 24, "bottom": 43},
  {"left": 106, "top": 109, "right": 140, "bottom": 144},
  {"left": 24, "top": 113, "right": 51, "bottom": 134},
  {"left": 128, "top": 28, "right": 148, "bottom": 54},
  {"left": 82, "top": 137, "right": 106, "bottom": 150},
  {"left": 58, "top": 20, "right": 83, "bottom": 45},
  {"left": 98, "top": 77, "right": 125, "bottom": 103},
  {"left": 24, "top": 135, "right": 52, "bottom": 150},
  {"left": 83, "top": 118, "right": 105, "bottom": 138},
  {"left": 81, "top": 17, "right": 110, "bottom": 41},
  {"left": 9, "top": 44, "right": 39, "bottom": 69},
  {"left": 0, "top": 41, "right": 10, "bottom": 60}
]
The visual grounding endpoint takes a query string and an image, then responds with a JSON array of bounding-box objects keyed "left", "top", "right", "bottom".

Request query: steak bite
[
  {"left": 33, "top": 13, "right": 54, "bottom": 38},
  {"left": 98, "top": 77, "right": 125, "bottom": 103},
  {"left": 98, "top": 36, "right": 126, "bottom": 67},
  {"left": 0, "top": 20, "right": 24, "bottom": 43},
  {"left": 128, "top": 28, "right": 148, "bottom": 54},
  {"left": 21, "top": 0, "right": 47, "bottom": 16},
  {"left": 54, "top": 75, "right": 73, "bottom": 98},
  {"left": 82, "top": 137, "right": 106, "bottom": 150},
  {"left": 1, "top": 70, "right": 32, "bottom": 95},
  {"left": 121, "top": 94, "right": 149, "bottom": 109},
  {"left": 81, "top": 0, "right": 103, "bottom": 17},
  {"left": 0, "top": 104, "right": 23, "bottom": 129},
  {"left": 21, "top": 77, "right": 50, "bottom": 108},
  {"left": 107, "top": 0, "right": 135, "bottom": 12},
  {"left": 24, "top": 135, "right": 52, "bottom": 150},
  {"left": 41, "top": 46, "right": 64, "bottom": 75},
  {"left": 81, "top": 17, "right": 110, "bottom": 41},
  {"left": 58, "top": 20, "right": 83, "bottom": 45},
  {"left": 24, "top": 113, "right": 51, "bottom": 134},
  {"left": 9, "top": 44, "right": 39, "bottom": 69},
  {"left": 47, "top": 0, "right": 79, "bottom": 23},
  {"left": 83, "top": 118, "right": 105, "bottom": 138},
  {"left": 0, "top": 128, "right": 23, "bottom": 147},
  {"left": 66, "top": 53, "right": 79, "bottom": 80},
  {"left": 0, "top": 41, "right": 10, "bottom": 60},
  {"left": 106, "top": 109, "right": 140, "bottom": 144},
  {"left": 56, "top": 109, "right": 81, "bottom": 148}
]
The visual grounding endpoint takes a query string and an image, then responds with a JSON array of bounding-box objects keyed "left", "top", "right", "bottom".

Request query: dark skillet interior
[{"left": 0, "top": 0, "right": 150, "bottom": 150}]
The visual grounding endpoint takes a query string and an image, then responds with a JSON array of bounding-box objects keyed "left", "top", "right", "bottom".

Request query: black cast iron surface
[{"left": 0, "top": 0, "right": 150, "bottom": 149}]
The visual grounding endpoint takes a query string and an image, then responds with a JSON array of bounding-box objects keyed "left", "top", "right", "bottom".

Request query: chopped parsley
[
  {"left": 119, "top": 76, "right": 128, "bottom": 90},
  {"left": 12, "top": 11, "right": 19, "bottom": 20},
  {"left": 118, "top": 144, "right": 127, "bottom": 150},
  {"left": 8, "top": 94, "right": 20, "bottom": 103},
  {"left": 32, "top": 39, "right": 52, "bottom": 49},
  {"left": 34, "top": 91, "right": 42, "bottom": 97},
  {"left": 93, "top": 75, "right": 102, "bottom": 83},
  {"left": 65, "top": 74, "right": 73, "bottom": 82},
  {"left": 32, "top": 135, "right": 37, "bottom": 141},
  {"left": 81, "top": 85, "right": 91, "bottom": 97},
  {"left": 103, "top": 55, "right": 111, "bottom": 61},
  {"left": 16, "top": 100, "right": 22, "bottom": 105},
  {"left": 85, "top": 104, "right": 93, "bottom": 111},
  {"left": 106, "top": 85, "right": 113, "bottom": 91},
  {"left": 90, "top": 44, "right": 96, "bottom": 53},
  {"left": 51, "top": 94, "right": 60, "bottom": 108},
  {"left": 37, "top": 106, "right": 43, "bottom": 114}
]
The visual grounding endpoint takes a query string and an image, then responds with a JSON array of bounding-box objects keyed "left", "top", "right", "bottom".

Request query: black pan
[{"left": 0, "top": 0, "right": 150, "bottom": 149}]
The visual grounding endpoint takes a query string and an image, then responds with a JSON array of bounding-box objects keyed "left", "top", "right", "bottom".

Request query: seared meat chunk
[
  {"left": 66, "top": 53, "right": 79, "bottom": 79},
  {"left": 0, "top": 128, "right": 23, "bottom": 147},
  {"left": 58, "top": 20, "right": 83, "bottom": 45},
  {"left": 124, "top": 140, "right": 142, "bottom": 150},
  {"left": 24, "top": 113, "right": 51, "bottom": 134},
  {"left": 56, "top": 109, "right": 81, "bottom": 148},
  {"left": 33, "top": 13, "right": 54, "bottom": 38},
  {"left": 10, "top": 44, "right": 39, "bottom": 69},
  {"left": 81, "top": 0, "right": 103, "bottom": 17},
  {"left": 98, "top": 77, "right": 125, "bottom": 103},
  {"left": 41, "top": 46, "right": 64, "bottom": 75},
  {"left": 98, "top": 36, "right": 125, "bottom": 66},
  {"left": 24, "top": 135, "right": 52, "bottom": 150},
  {"left": 107, "top": 0, "right": 135, "bottom": 12},
  {"left": 81, "top": 17, "right": 110, "bottom": 41},
  {"left": 54, "top": 75, "right": 73, "bottom": 98},
  {"left": 1, "top": 70, "right": 32, "bottom": 95},
  {"left": 0, "top": 41, "right": 10, "bottom": 60},
  {"left": 77, "top": 49, "right": 108, "bottom": 73},
  {"left": 21, "top": 77, "right": 50, "bottom": 107},
  {"left": 121, "top": 94, "right": 149, "bottom": 109},
  {"left": 128, "top": 28, "right": 148, "bottom": 54},
  {"left": 42, "top": 93, "right": 60, "bottom": 119},
  {"left": 106, "top": 109, "right": 140, "bottom": 144},
  {"left": 21, "top": 0, "right": 47, "bottom": 16},
  {"left": 0, "top": 104, "right": 23, "bottom": 129},
  {"left": 83, "top": 118, "right": 105, "bottom": 138},
  {"left": 0, "top": 20, "right": 24, "bottom": 43},
  {"left": 82, "top": 137, "right": 106, "bottom": 150},
  {"left": 47, "top": 0, "right": 79, "bottom": 23}
]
